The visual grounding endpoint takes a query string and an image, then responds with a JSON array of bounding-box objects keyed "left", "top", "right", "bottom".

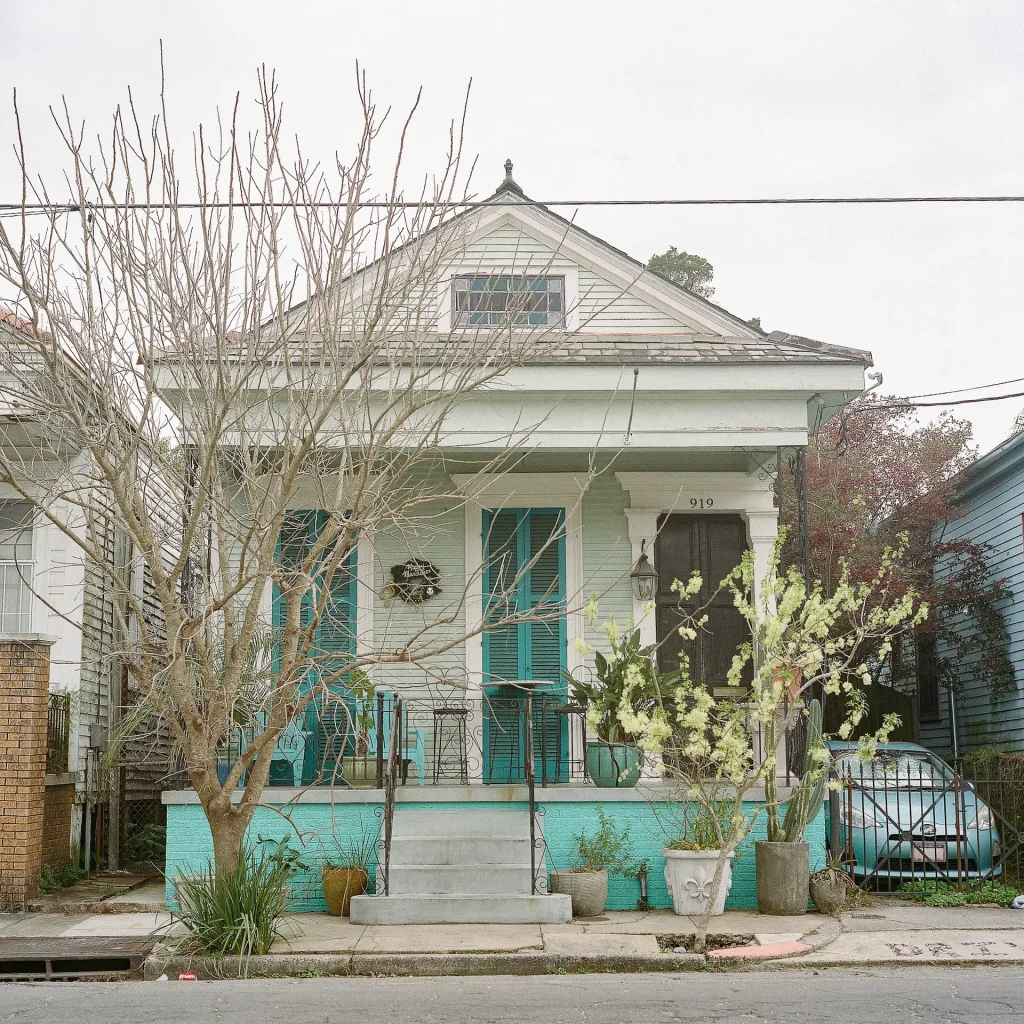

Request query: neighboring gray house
[
  {"left": 918, "top": 427, "right": 1024, "bottom": 758},
  {"left": 0, "top": 310, "right": 173, "bottom": 870}
]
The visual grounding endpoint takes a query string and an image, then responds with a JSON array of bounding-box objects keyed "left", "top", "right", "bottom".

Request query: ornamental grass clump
[{"left": 173, "top": 843, "right": 294, "bottom": 959}]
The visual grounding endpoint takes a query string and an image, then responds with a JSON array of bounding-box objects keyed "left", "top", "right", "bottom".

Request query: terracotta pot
[
  {"left": 662, "top": 849, "right": 734, "bottom": 917},
  {"left": 322, "top": 867, "right": 368, "bottom": 916},
  {"left": 549, "top": 869, "right": 607, "bottom": 917}
]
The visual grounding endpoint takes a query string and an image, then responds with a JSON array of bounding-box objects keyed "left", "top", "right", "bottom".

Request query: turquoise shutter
[
  {"left": 525, "top": 510, "right": 565, "bottom": 685},
  {"left": 312, "top": 511, "right": 358, "bottom": 683},
  {"left": 482, "top": 511, "right": 522, "bottom": 683},
  {"left": 482, "top": 509, "right": 567, "bottom": 783},
  {"left": 273, "top": 511, "right": 357, "bottom": 783}
]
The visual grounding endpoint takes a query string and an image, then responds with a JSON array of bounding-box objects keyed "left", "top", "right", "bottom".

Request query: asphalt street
[{"left": 0, "top": 968, "right": 1020, "bottom": 1023}]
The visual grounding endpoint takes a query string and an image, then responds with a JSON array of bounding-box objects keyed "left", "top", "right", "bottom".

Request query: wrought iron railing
[
  {"left": 217, "top": 690, "right": 590, "bottom": 790},
  {"left": 46, "top": 691, "right": 70, "bottom": 774},
  {"left": 829, "top": 760, "right": 1021, "bottom": 895}
]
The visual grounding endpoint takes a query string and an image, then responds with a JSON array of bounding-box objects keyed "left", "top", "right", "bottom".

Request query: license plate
[{"left": 912, "top": 845, "right": 947, "bottom": 863}]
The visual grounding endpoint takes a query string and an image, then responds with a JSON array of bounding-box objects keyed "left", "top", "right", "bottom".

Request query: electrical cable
[{"left": 1, "top": 194, "right": 1024, "bottom": 215}]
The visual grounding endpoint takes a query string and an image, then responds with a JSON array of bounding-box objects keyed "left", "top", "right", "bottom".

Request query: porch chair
[{"left": 361, "top": 697, "right": 429, "bottom": 786}]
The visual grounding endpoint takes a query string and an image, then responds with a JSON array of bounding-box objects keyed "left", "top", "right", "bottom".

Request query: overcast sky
[{"left": 2, "top": 1, "right": 1022, "bottom": 452}]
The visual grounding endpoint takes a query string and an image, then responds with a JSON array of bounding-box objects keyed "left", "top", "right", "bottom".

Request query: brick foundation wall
[
  {"left": 42, "top": 777, "right": 76, "bottom": 869},
  {"left": 0, "top": 641, "right": 52, "bottom": 908}
]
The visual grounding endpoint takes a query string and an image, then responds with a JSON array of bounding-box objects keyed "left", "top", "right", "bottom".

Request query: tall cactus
[{"left": 778, "top": 699, "right": 828, "bottom": 843}]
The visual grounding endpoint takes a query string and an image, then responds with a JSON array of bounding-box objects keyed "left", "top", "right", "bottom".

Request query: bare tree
[{"left": 0, "top": 67, "right": 581, "bottom": 875}]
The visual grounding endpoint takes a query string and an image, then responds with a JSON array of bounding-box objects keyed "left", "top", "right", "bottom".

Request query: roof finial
[{"left": 495, "top": 157, "right": 524, "bottom": 197}]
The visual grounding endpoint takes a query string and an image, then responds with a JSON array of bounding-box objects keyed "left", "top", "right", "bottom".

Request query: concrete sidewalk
[{"left": 7, "top": 904, "right": 1024, "bottom": 978}]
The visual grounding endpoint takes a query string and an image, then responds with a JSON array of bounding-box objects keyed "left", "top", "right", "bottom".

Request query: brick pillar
[{"left": 0, "top": 640, "right": 52, "bottom": 909}]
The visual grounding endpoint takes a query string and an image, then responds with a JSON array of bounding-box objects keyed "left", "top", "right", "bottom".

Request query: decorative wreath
[{"left": 383, "top": 559, "right": 442, "bottom": 605}]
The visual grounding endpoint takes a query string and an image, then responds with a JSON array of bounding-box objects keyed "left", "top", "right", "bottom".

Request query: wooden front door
[{"left": 654, "top": 514, "right": 752, "bottom": 691}]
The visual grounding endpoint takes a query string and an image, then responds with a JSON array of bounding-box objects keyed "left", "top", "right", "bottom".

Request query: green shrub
[
  {"left": 663, "top": 801, "right": 739, "bottom": 853},
  {"left": 173, "top": 845, "right": 293, "bottom": 958},
  {"left": 39, "top": 864, "right": 87, "bottom": 892},
  {"left": 124, "top": 823, "right": 167, "bottom": 864},
  {"left": 572, "top": 809, "right": 633, "bottom": 873},
  {"left": 899, "top": 879, "right": 1021, "bottom": 908}
]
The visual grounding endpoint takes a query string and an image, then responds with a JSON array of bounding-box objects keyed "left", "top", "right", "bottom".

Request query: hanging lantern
[{"left": 630, "top": 540, "right": 658, "bottom": 602}]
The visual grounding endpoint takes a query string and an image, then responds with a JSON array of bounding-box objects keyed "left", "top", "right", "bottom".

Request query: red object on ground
[
  {"left": 178, "top": 972, "right": 198, "bottom": 981},
  {"left": 708, "top": 940, "right": 810, "bottom": 960}
]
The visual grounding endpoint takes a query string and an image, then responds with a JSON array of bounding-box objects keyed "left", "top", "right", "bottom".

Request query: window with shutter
[
  {"left": 481, "top": 508, "right": 567, "bottom": 782},
  {"left": 273, "top": 511, "right": 358, "bottom": 777}
]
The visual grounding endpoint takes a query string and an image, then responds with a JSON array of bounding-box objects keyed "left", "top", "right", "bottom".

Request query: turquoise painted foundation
[{"left": 165, "top": 794, "right": 826, "bottom": 913}]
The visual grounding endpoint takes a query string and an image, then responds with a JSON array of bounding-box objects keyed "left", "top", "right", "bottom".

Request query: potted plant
[
  {"left": 809, "top": 855, "right": 850, "bottom": 916},
  {"left": 661, "top": 799, "right": 740, "bottom": 917},
  {"left": 755, "top": 696, "right": 827, "bottom": 916},
  {"left": 549, "top": 809, "right": 632, "bottom": 917},
  {"left": 564, "top": 616, "right": 674, "bottom": 788},
  {"left": 322, "top": 825, "right": 378, "bottom": 916},
  {"left": 339, "top": 671, "right": 379, "bottom": 788}
]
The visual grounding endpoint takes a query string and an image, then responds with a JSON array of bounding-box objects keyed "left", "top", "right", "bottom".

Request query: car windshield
[{"left": 834, "top": 749, "right": 955, "bottom": 789}]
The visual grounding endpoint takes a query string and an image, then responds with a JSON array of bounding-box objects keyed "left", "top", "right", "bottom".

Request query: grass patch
[{"left": 899, "top": 880, "right": 1022, "bottom": 908}]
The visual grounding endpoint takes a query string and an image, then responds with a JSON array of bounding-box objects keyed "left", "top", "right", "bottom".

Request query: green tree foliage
[{"left": 647, "top": 247, "right": 716, "bottom": 299}]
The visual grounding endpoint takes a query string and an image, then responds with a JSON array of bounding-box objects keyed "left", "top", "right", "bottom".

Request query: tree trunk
[{"left": 208, "top": 806, "right": 250, "bottom": 878}]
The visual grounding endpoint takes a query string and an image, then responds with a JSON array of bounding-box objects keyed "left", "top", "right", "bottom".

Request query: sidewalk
[{"left": 5, "top": 904, "right": 1024, "bottom": 979}]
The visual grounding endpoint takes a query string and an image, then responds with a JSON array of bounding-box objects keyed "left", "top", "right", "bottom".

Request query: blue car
[{"left": 826, "top": 741, "right": 1001, "bottom": 886}]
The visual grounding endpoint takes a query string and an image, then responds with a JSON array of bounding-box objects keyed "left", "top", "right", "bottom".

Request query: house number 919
[{"left": 690, "top": 498, "right": 714, "bottom": 509}]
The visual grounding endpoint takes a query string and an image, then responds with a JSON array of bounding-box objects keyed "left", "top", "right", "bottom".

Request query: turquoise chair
[{"left": 363, "top": 698, "right": 428, "bottom": 786}]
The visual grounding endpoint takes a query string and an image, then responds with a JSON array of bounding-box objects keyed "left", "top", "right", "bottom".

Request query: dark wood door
[{"left": 654, "top": 514, "right": 752, "bottom": 690}]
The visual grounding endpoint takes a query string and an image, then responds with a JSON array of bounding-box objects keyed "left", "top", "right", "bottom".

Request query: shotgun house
[
  {"left": 0, "top": 311, "right": 174, "bottom": 887},
  {"left": 161, "top": 164, "right": 872, "bottom": 922}
]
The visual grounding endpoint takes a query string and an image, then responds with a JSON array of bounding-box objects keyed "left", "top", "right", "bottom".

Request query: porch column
[
  {"left": 744, "top": 510, "right": 779, "bottom": 614},
  {"left": 624, "top": 509, "right": 660, "bottom": 647}
]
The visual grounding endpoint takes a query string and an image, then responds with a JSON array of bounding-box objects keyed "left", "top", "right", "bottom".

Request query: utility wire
[
  {"left": 1, "top": 194, "right": 1024, "bottom": 215},
  {"left": 856, "top": 390, "right": 1024, "bottom": 411},
  {"left": 902, "top": 376, "right": 1024, "bottom": 401}
]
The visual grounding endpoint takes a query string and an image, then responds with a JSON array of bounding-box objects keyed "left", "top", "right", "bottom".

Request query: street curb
[{"left": 143, "top": 950, "right": 707, "bottom": 980}]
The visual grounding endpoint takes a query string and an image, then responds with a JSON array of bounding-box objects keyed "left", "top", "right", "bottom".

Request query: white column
[
  {"left": 744, "top": 510, "right": 779, "bottom": 614},
  {"left": 624, "top": 509, "right": 660, "bottom": 647},
  {"left": 463, "top": 501, "right": 485, "bottom": 783}
]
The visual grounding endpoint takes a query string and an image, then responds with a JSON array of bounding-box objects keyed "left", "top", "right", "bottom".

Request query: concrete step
[
  {"left": 389, "top": 863, "right": 534, "bottom": 895},
  {"left": 390, "top": 836, "right": 531, "bottom": 866},
  {"left": 392, "top": 809, "right": 529, "bottom": 839},
  {"left": 349, "top": 892, "right": 572, "bottom": 925}
]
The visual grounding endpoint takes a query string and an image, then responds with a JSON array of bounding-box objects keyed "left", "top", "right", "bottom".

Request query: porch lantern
[{"left": 630, "top": 541, "right": 658, "bottom": 602}]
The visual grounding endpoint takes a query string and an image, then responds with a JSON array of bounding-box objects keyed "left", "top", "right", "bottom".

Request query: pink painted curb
[{"left": 708, "top": 940, "right": 811, "bottom": 960}]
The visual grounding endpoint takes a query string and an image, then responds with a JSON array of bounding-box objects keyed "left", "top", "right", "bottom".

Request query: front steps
[{"left": 349, "top": 809, "right": 572, "bottom": 924}]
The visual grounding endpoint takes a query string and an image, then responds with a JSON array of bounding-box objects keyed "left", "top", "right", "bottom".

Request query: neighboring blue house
[{"left": 918, "top": 428, "right": 1024, "bottom": 758}]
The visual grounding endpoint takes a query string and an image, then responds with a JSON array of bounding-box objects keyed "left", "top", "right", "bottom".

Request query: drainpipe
[{"left": 948, "top": 686, "right": 961, "bottom": 764}]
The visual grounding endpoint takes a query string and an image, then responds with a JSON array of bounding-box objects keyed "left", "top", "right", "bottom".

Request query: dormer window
[{"left": 452, "top": 275, "right": 565, "bottom": 328}]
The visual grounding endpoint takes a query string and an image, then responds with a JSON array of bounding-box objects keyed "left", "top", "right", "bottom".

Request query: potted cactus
[{"left": 755, "top": 697, "right": 827, "bottom": 916}]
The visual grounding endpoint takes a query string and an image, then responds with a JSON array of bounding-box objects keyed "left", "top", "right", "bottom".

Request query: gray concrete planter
[
  {"left": 549, "top": 869, "right": 607, "bottom": 917},
  {"left": 755, "top": 840, "right": 809, "bottom": 915}
]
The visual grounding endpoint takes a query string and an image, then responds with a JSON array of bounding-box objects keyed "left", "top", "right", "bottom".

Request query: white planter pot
[{"left": 663, "top": 849, "right": 734, "bottom": 917}]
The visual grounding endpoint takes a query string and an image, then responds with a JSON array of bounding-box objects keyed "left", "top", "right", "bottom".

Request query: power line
[
  {"left": 903, "top": 376, "right": 1024, "bottom": 401},
  {"left": 863, "top": 390, "right": 1024, "bottom": 411},
  {"left": 1, "top": 194, "right": 1024, "bottom": 215}
]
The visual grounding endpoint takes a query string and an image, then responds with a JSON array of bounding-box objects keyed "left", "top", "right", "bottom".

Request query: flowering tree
[
  {"left": 781, "top": 396, "right": 1014, "bottom": 695},
  {"left": 625, "top": 538, "right": 927, "bottom": 951}
]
